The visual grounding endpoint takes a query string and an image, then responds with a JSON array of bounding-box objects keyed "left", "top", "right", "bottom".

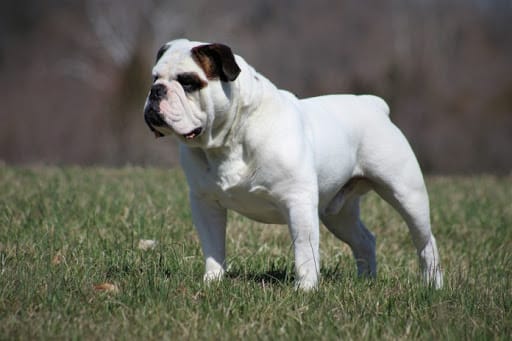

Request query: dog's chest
[{"left": 190, "top": 149, "right": 285, "bottom": 224}]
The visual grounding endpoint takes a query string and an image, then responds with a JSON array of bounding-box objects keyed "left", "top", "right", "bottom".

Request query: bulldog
[{"left": 144, "top": 39, "right": 443, "bottom": 290}]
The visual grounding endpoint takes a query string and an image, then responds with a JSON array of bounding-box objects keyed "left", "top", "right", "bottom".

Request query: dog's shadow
[
  {"left": 226, "top": 264, "right": 348, "bottom": 287},
  {"left": 227, "top": 268, "right": 293, "bottom": 286}
]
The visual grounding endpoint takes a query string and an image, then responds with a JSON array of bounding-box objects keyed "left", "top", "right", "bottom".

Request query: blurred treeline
[{"left": 1, "top": 0, "right": 511, "bottom": 173}]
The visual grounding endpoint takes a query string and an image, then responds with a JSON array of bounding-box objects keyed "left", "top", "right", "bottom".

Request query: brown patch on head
[
  {"left": 156, "top": 43, "right": 171, "bottom": 63},
  {"left": 191, "top": 43, "right": 241, "bottom": 82}
]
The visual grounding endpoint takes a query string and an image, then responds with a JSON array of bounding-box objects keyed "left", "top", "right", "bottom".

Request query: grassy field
[{"left": 0, "top": 166, "right": 510, "bottom": 340}]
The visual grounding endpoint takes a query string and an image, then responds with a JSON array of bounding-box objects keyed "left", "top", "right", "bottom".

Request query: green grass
[{"left": 0, "top": 166, "right": 510, "bottom": 340}]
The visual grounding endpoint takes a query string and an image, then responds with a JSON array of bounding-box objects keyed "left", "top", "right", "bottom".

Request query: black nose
[{"left": 149, "top": 84, "right": 167, "bottom": 100}]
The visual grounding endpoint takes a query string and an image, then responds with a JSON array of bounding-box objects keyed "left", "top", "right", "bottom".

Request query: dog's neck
[
  {"left": 235, "top": 56, "right": 281, "bottom": 112},
  {"left": 201, "top": 56, "right": 282, "bottom": 151},
  {"left": 190, "top": 57, "right": 298, "bottom": 188}
]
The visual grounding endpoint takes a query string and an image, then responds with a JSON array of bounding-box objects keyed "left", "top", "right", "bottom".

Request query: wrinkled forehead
[{"left": 152, "top": 40, "right": 204, "bottom": 77}]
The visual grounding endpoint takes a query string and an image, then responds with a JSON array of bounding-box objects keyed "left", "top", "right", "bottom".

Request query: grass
[{"left": 0, "top": 166, "right": 510, "bottom": 340}]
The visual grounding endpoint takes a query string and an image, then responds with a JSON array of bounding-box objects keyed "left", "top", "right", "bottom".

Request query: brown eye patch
[{"left": 176, "top": 73, "right": 207, "bottom": 93}]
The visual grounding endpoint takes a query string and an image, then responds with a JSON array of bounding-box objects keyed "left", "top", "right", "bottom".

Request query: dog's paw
[
  {"left": 294, "top": 278, "right": 318, "bottom": 292},
  {"left": 422, "top": 266, "right": 443, "bottom": 289},
  {"left": 203, "top": 270, "right": 225, "bottom": 284}
]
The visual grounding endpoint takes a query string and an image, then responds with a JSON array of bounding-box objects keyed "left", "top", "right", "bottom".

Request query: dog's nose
[{"left": 149, "top": 84, "right": 167, "bottom": 100}]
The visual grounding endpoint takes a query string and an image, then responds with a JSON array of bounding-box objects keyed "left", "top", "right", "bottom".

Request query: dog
[{"left": 144, "top": 39, "right": 443, "bottom": 290}]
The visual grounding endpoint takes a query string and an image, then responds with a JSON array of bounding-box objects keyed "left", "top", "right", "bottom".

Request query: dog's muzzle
[{"left": 144, "top": 82, "right": 204, "bottom": 140}]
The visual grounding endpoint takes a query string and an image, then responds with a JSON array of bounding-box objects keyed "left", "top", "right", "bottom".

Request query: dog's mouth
[
  {"left": 183, "top": 127, "right": 203, "bottom": 140},
  {"left": 145, "top": 106, "right": 203, "bottom": 140}
]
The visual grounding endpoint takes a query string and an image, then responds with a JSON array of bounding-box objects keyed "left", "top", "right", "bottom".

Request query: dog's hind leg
[
  {"left": 321, "top": 197, "right": 377, "bottom": 278},
  {"left": 362, "top": 128, "right": 443, "bottom": 288},
  {"left": 372, "top": 177, "right": 443, "bottom": 289}
]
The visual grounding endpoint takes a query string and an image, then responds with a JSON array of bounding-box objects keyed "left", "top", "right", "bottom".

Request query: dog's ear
[{"left": 191, "top": 43, "right": 241, "bottom": 82}]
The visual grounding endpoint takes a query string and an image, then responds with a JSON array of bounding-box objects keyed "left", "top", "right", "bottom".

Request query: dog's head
[{"left": 143, "top": 39, "right": 241, "bottom": 145}]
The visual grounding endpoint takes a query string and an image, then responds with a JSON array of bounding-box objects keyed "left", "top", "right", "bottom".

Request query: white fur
[{"left": 147, "top": 39, "right": 443, "bottom": 290}]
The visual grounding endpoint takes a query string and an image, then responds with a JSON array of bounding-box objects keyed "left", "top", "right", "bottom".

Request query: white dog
[{"left": 144, "top": 39, "right": 443, "bottom": 290}]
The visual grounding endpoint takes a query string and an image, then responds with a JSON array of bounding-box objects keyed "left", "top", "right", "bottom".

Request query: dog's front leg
[
  {"left": 286, "top": 199, "right": 321, "bottom": 291},
  {"left": 190, "top": 193, "right": 227, "bottom": 283}
]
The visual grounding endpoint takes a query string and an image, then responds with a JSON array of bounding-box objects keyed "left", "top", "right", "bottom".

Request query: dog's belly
[{"left": 216, "top": 186, "right": 287, "bottom": 224}]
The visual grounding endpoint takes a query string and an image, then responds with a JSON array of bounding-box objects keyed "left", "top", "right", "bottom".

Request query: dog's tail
[{"left": 359, "top": 95, "right": 390, "bottom": 116}]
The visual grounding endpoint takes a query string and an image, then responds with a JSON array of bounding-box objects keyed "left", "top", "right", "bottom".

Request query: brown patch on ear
[{"left": 191, "top": 43, "right": 241, "bottom": 82}]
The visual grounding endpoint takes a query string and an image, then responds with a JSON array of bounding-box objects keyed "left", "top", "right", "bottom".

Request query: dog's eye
[
  {"left": 177, "top": 73, "right": 206, "bottom": 93},
  {"left": 152, "top": 75, "right": 158, "bottom": 83}
]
